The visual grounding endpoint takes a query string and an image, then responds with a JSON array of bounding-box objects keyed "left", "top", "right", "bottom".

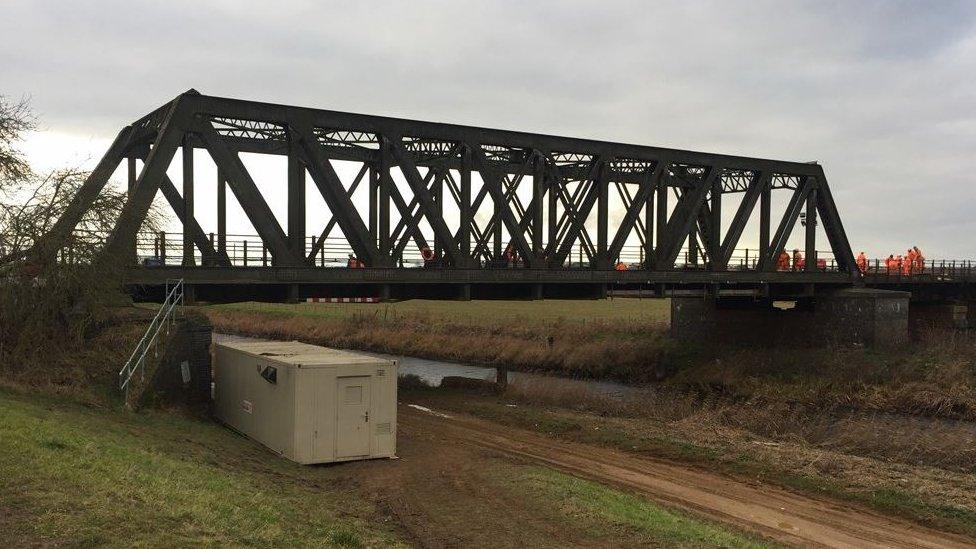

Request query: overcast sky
[{"left": 3, "top": 0, "right": 976, "bottom": 259}]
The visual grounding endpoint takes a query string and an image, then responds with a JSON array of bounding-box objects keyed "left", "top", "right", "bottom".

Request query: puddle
[{"left": 406, "top": 404, "right": 452, "bottom": 419}]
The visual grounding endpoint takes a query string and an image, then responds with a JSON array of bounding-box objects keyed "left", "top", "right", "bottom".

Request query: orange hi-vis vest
[{"left": 777, "top": 251, "right": 790, "bottom": 271}]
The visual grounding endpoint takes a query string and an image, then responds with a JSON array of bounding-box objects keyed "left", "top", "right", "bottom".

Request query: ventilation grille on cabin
[{"left": 375, "top": 422, "right": 392, "bottom": 434}]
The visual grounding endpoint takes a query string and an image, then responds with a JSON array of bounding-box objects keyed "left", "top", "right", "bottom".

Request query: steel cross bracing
[{"left": 38, "top": 90, "right": 858, "bottom": 283}]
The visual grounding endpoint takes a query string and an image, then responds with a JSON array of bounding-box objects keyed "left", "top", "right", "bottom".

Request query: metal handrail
[{"left": 118, "top": 278, "right": 185, "bottom": 395}]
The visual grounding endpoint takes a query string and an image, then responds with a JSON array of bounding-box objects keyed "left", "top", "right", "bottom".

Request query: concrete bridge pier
[
  {"left": 183, "top": 283, "right": 197, "bottom": 305},
  {"left": 286, "top": 284, "right": 300, "bottom": 304},
  {"left": 671, "top": 288, "right": 910, "bottom": 347},
  {"left": 531, "top": 283, "right": 544, "bottom": 300}
]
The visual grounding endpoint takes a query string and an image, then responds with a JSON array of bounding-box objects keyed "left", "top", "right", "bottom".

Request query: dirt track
[{"left": 392, "top": 404, "right": 970, "bottom": 548}]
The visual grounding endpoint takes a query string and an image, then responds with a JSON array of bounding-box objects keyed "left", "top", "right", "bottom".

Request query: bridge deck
[{"left": 124, "top": 264, "right": 975, "bottom": 303}]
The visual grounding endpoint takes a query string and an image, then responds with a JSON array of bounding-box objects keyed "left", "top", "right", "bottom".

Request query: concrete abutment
[{"left": 670, "top": 288, "right": 910, "bottom": 347}]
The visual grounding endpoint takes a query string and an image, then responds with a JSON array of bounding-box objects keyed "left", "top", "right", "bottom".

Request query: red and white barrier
[{"left": 306, "top": 297, "right": 381, "bottom": 303}]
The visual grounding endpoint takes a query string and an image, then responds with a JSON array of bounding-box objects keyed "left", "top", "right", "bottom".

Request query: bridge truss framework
[{"left": 39, "top": 90, "right": 861, "bottom": 298}]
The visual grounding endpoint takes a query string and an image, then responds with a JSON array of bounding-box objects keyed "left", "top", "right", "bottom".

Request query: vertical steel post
[
  {"left": 532, "top": 153, "right": 545, "bottom": 260},
  {"left": 159, "top": 231, "right": 167, "bottom": 263},
  {"left": 547, "top": 167, "right": 558, "bottom": 262},
  {"left": 805, "top": 187, "right": 817, "bottom": 271},
  {"left": 644, "top": 178, "right": 654, "bottom": 271},
  {"left": 182, "top": 138, "right": 195, "bottom": 266},
  {"left": 368, "top": 165, "right": 378, "bottom": 245},
  {"left": 596, "top": 165, "right": 609, "bottom": 269},
  {"left": 217, "top": 168, "right": 227, "bottom": 257},
  {"left": 655, "top": 173, "right": 668, "bottom": 269},
  {"left": 378, "top": 138, "right": 391, "bottom": 258},
  {"left": 493, "top": 172, "right": 503, "bottom": 259},
  {"left": 127, "top": 156, "right": 138, "bottom": 264},
  {"left": 460, "top": 148, "right": 472, "bottom": 259},
  {"left": 710, "top": 177, "right": 721, "bottom": 270},
  {"left": 434, "top": 168, "right": 443, "bottom": 259},
  {"left": 759, "top": 182, "right": 771, "bottom": 268},
  {"left": 287, "top": 140, "right": 306, "bottom": 263}
]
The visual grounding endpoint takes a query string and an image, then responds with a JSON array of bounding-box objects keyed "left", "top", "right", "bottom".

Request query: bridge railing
[
  {"left": 41, "top": 228, "right": 976, "bottom": 278},
  {"left": 863, "top": 258, "right": 976, "bottom": 281},
  {"left": 131, "top": 230, "right": 844, "bottom": 272}
]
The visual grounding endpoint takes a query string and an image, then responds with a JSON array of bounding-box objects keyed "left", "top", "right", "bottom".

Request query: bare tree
[
  {"left": 0, "top": 95, "right": 167, "bottom": 363},
  {"left": 1, "top": 167, "right": 168, "bottom": 262},
  {"left": 0, "top": 96, "right": 167, "bottom": 262},
  {"left": 0, "top": 95, "right": 35, "bottom": 190}
]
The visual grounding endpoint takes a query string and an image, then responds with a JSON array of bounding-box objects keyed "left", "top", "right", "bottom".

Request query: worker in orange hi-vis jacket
[
  {"left": 913, "top": 246, "right": 925, "bottom": 273},
  {"left": 856, "top": 251, "right": 868, "bottom": 274},
  {"left": 903, "top": 248, "right": 915, "bottom": 275},
  {"left": 792, "top": 249, "right": 804, "bottom": 271},
  {"left": 895, "top": 254, "right": 904, "bottom": 275},
  {"left": 777, "top": 250, "right": 791, "bottom": 271}
]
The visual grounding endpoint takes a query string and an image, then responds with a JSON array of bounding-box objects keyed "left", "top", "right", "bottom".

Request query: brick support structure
[{"left": 670, "top": 288, "right": 910, "bottom": 347}]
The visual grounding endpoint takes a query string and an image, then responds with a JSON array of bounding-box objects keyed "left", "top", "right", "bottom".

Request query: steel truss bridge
[{"left": 26, "top": 90, "right": 974, "bottom": 301}]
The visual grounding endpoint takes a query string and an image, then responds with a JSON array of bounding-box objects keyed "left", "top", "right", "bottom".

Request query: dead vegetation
[
  {"left": 0, "top": 96, "right": 167, "bottom": 382},
  {"left": 668, "top": 327, "right": 976, "bottom": 421},
  {"left": 502, "top": 373, "right": 976, "bottom": 473},
  {"left": 0, "top": 307, "right": 152, "bottom": 405},
  {"left": 204, "top": 302, "right": 976, "bottom": 427},
  {"left": 203, "top": 306, "right": 676, "bottom": 382}
]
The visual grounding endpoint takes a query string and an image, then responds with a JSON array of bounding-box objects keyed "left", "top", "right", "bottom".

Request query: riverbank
[
  {"left": 200, "top": 299, "right": 976, "bottom": 422},
  {"left": 202, "top": 299, "right": 676, "bottom": 382}
]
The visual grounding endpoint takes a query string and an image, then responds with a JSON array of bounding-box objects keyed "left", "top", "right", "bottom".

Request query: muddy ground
[{"left": 349, "top": 401, "right": 970, "bottom": 548}]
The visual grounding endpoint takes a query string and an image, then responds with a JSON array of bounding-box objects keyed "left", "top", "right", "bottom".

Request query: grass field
[
  {"left": 0, "top": 389, "right": 401, "bottom": 547},
  {"left": 515, "top": 467, "right": 773, "bottom": 548}
]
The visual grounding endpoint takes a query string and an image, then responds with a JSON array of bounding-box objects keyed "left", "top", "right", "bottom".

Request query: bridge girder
[{"left": 37, "top": 89, "right": 857, "bottom": 277}]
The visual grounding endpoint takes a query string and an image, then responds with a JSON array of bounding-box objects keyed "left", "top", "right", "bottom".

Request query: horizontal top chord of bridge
[{"left": 127, "top": 90, "right": 825, "bottom": 182}]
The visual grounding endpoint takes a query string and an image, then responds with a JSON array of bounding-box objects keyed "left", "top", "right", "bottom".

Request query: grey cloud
[{"left": 2, "top": 0, "right": 976, "bottom": 256}]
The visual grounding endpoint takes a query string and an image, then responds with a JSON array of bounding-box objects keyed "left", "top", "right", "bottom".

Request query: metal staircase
[{"left": 119, "top": 279, "right": 184, "bottom": 398}]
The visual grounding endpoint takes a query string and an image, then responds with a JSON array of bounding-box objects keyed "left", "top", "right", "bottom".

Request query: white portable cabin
[{"left": 213, "top": 340, "right": 397, "bottom": 464}]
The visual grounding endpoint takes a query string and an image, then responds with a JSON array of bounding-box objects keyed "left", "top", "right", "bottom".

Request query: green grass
[
  {"left": 0, "top": 389, "right": 401, "bottom": 548},
  {"left": 204, "top": 297, "right": 671, "bottom": 327},
  {"left": 517, "top": 467, "right": 775, "bottom": 548}
]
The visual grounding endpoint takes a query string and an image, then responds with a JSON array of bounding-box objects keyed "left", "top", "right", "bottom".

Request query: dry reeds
[
  {"left": 502, "top": 375, "right": 976, "bottom": 471},
  {"left": 203, "top": 307, "right": 674, "bottom": 383}
]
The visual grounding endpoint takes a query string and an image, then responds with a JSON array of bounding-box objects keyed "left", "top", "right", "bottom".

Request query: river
[{"left": 213, "top": 332, "right": 641, "bottom": 399}]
